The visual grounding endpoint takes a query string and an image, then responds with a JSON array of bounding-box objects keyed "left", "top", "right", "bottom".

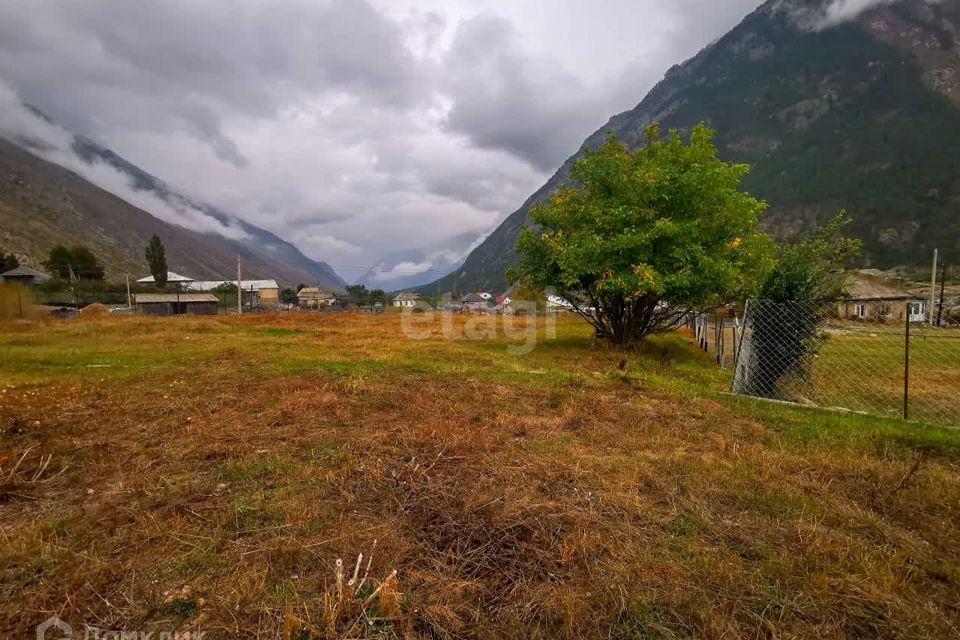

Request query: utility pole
[
  {"left": 904, "top": 311, "right": 911, "bottom": 421},
  {"left": 125, "top": 273, "right": 132, "bottom": 309},
  {"left": 937, "top": 263, "right": 947, "bottom": 327},
  {"left": 236, "top": 255, "right": 242, "bottom": 316},
  {"left": 930, "top": 248, "right": 938, "bottom": 325}
]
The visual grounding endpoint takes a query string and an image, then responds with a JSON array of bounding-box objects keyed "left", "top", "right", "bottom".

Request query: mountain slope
[
  {"left": 419, "top": 0, "right": 960, "bottom": 294},
  {"left": 0, "top": 134, "right": 345, "bottom": 288},
  {"left": 353, "top": 232, "right": 479, "bottom": 292}
]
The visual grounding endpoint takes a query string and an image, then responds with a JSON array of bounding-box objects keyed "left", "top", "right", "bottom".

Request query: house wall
[
  {"left": 137, "top": 302, "right": 172, "bottom": 316},
  {"left": 137, "top": 301, "right": 218, "bottom": 316},
  {"left": 839, "top": 300, "right": 925, "bottom": 322}
]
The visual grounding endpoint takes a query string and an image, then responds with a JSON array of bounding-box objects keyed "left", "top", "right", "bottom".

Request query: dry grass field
[{"left": 2, "top": 311, "right": 960, "bottom": 639}]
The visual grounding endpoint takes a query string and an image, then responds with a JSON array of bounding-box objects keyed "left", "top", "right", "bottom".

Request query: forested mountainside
[{"left": 419, "top": 0, "right": 960, "bottom": 294}]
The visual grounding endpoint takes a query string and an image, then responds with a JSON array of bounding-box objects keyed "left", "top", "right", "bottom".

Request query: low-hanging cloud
[
  {"left": 0, "top": 80, "right": 251, "bottom": 240},
  {"left": 778, "top": 0, "right": 942, "bottom": 30},
  {"left": 0, "top": 0, "right": 768, "bottom": 269}
]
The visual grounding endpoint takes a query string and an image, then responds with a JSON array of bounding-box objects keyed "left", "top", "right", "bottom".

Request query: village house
[
  {"left": 136, "top": 271, "right": 195, "bottom": 286},
  {"left": 188, "top": 279, "right": 280, "bottom": 309},
  {"left": 0, "top": 265, "right": 50, "bottom": 286},
  {"left": 546, "top": 294, "right": 574, "bottom": 310},
  {"left": 134, "top": 292, "right": 219, "bottom": 316},
  {"left": 838, "top": 274, "right": 927, "bottom": 322},
  {"left": 393, "top": 292, "right": 420, "bottom": 308},
  {"left": 460, "top": 292, "right": 494, "bottom": 312},
  {"left": 297, "top": 287, "right": 337, "bottom": 309}
]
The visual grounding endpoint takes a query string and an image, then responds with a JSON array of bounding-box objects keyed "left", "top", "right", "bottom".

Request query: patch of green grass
[
  {"left": 280, "top": 358, "right": 387, "bottom": 375},
  {"left": 39, "top": 516, "right": 71, "bottom": 540},
  {"left": 242, "top": 326, "right": 307, "bottom": 337},
  {"left": 723, "top": 393, "right": 960, "bottom": 460},
  {"left": 161, "top": 595, "right": 199, "bottom": 617},
  {"left": 666, "top": 511, "right": 709, "bottom": 537},
  {"left": 607, "top": 603, "right": 668, "bottom": 640},
  {"left": 217, "top": 455, "right": 298, "bottom": 484},
  {"left": 227, "top": 494, "right": 286, "bottom": 536}
]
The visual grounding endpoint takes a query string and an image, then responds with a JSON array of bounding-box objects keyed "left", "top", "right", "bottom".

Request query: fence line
[{"left": 727, "top": 299, "right": 959, "bottom": 428}]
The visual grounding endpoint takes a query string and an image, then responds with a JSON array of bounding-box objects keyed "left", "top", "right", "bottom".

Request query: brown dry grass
[
  {"left": 1, "top": 312, "right": 959, "bottom": 639},
  {"left": 78, "top": 303, "right": 110, "bottom": 320}
]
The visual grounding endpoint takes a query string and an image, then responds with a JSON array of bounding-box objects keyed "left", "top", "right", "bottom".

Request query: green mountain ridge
[{"left": 418, "top": 0, "right": 960, "bottom": 294}]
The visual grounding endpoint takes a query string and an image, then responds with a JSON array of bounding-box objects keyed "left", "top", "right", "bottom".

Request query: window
[{"left": 855, "top": 303, "right": 866, "bottom": 318}]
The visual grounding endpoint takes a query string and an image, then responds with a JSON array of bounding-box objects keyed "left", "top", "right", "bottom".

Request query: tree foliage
[
  {"left": 369, "top": 289, "right": 389, "bottom": 306},
  {"left": 759, "top": 213, "right": 860, "bottom": 304},
  {"left": 344, "top": 284, "right": 370, "bottom": 306},
  {"left": 44, "top": 245, "right": 105, "bottom": 281},
  {"left": 744, "top": 214, "right": 860, "bottom": 398},
  {"left": 0, "top": 249, "right": 19, "bottom": 273},
  {"left": 512, "top": 124, "right": 773, "bottom": 346},
  {"left": 343, "top": 285, "right": 388, "bottom": 306},
  {"left": 145, "top": 235, "right": 168, "bottom": 289}
]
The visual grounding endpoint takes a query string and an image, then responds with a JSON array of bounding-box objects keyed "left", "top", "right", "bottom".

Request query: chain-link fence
[{"left": 729, "top": 299, "right": 960, "bottom": 427}]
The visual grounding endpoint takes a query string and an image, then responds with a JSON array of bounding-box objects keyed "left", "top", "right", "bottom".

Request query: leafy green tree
[
  {"left": 279, "top": 287, "right": 298, "bottom": 304},
  {"left": 511, "top": 124, "right": 774, "bottom": 347},
  {"left": 0, "top": 249, "right": 19, "bottom": 273},
  {"left": 210, "top": 282, "right": 239, "bottom": 308},
  {"left": 69, "top": 246, "right": 105, "bottom": 280},
  {"left": 505, "top": 279, "right": 547, "bottom": 313},
  {"left": 45, "top": 245, "right": 74, "bottom": 279},
  {"left": 344, "top": 284, "right": 370, "bottom": 306},
  {"left": 744, "top": 214, "right": 860, "bottom": 398},
  {"left": 145, "top": 235, "right": 168, "bottom": 288},
  {"left": 758, "top": 213, "right": 860, "bottom": 304},
  {"left": 44, "top": 245, "right": 104, "bottom": 281},
  {"left": 369, "top": 288, "right": 389, "bottom": 306}
]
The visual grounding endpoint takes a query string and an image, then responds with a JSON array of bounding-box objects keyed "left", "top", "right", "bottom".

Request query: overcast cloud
[{"left": 0, "top": 0, "right": 784, "bottom": 281}]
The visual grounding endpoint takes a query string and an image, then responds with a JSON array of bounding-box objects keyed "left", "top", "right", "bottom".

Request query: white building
[{"left": 393, "top": 292, "right": 421, "bottom": 307}]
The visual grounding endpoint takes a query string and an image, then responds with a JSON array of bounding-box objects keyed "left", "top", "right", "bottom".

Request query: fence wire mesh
[{"left": 729, "top": 299, "right": 960, "bottom": 428}]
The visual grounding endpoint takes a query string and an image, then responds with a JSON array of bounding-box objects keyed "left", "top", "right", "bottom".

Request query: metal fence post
[{"left": 903, "top": 313, "right": 910, "bottom": 421}]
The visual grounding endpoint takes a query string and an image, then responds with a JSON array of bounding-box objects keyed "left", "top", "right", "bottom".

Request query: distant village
[{"left": 1, "top": 262, "right": 958, "bottom": 324}]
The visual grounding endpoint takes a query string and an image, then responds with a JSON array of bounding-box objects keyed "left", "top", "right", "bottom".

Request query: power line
[{"left": 324, "top": 263, "right": 460, "bottom": 275}]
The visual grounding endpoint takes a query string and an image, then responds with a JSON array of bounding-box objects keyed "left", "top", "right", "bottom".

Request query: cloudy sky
[{"left": 0, "top": 0, "right": 841, "bottom": 281}]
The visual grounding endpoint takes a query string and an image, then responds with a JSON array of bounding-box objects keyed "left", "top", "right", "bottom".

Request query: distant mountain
[
  {"left": 0, "top": 123, "right": 344, "bottom": 288},
  {"left": 418, "top": 0, "right": 960, "bottom": 294},
  {"left": 353, "top": 233, "right": 476, "bottom": 292}
]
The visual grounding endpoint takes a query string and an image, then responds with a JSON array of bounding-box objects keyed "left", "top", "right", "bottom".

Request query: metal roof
[
  {"left": 1, "top": 266, "right": 50, "bottom": 280},
  {"left": 187, "top": 280, "right": 279, "bottom": 291},
  {"left": 136, "top": 271, "right": 195, "bottom": 283},
  {"left": 297, "top": 288, "right": 336, "bottom": 297},
  {"left": 846, "top": 276, "right": 924, "bottom": 301},
  {"left": 134, "top": 293, "right": 218, "bottom": 303}
]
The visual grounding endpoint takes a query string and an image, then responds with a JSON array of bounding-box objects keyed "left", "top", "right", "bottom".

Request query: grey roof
[
  {"left": 134, "top": 293, "right": 218, "bottom": 304},
  {"left": 1, "top": 266, "right": 50, "bottom": 281},
  {"left": 188, "top": 279, "right": 279, "bottom": 292},
  {"left": 136, "top": 271, "right": 194, "bottom": 283},
  {"left": 297, "top": 288, "right": 336, "bottom": 297},
  {"left": 846, "top": 275, "right": 924, "bottom": 301},
  {"left": 394, "top": 292, "right": 420, "bottom": 301}
]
